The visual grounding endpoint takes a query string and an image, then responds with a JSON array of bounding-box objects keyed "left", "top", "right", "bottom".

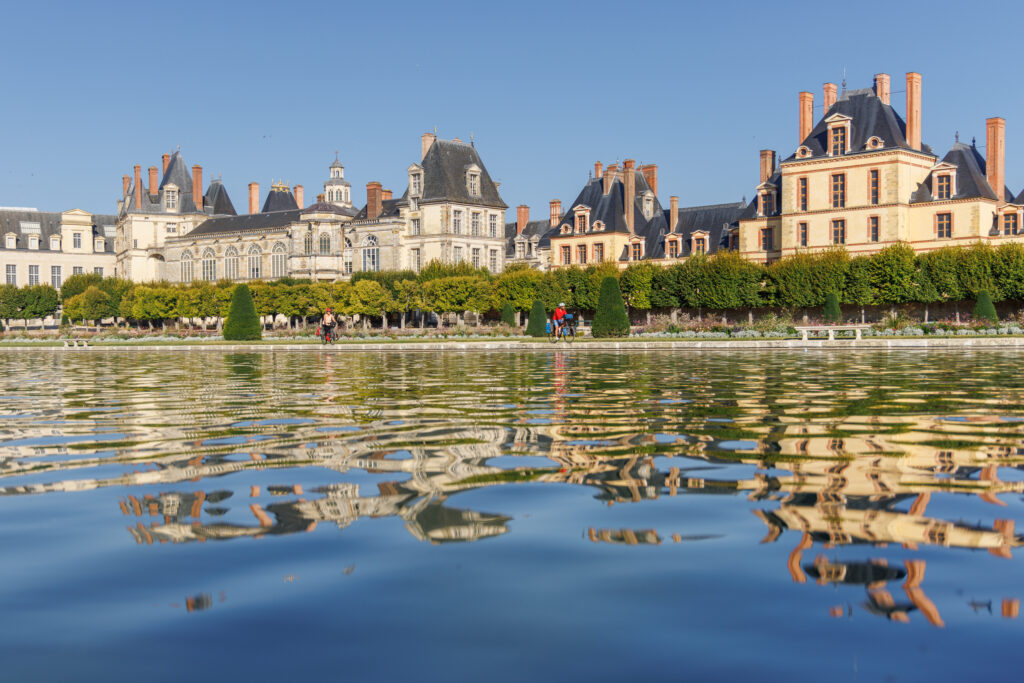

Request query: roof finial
[
  {"left": 433, "top": 125, "right": 438, "bottom": 136},
  {"left": 972, "top": 136, "right": 977, "bottom": 148},
  {"left": 955, "top": 130, "right": 959, "bottom": 143},
  {"left": 334, "top": 149, "right": 339, "bottom": 161},
  {"left": 470, "top": 131, "right": 475, "bottom": 147},
  {"left": 841, "top": 68, "right": 847, "bottom": 94}
]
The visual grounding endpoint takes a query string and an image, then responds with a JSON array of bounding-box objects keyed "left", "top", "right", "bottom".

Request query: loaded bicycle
[{"left": 547, "top": 313, "right": 577, "bottom": 343}]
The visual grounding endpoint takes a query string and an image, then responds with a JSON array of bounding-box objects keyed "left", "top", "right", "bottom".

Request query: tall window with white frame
[
  {"left": 453, "top": 246, "right": 463, "bottom": 263},
  {"left": 577, "top": 244, "right": 587, "bottom": 264},
  {"left": 411, "top": 173, "right": 422, "bottom": 196},
  {"left": 489, "top": 214, "right": 498, "bottom": 238},
  {"left": 304, "top": 233, "right": 313, "bottom": 255},
  {"left": 471, "top": 212, "right": 480, "bottom": 236},
  {"left": 452, "top": 210, "right": 463, "bottom": 235},
  {"left": 51, "top": 265, "right": 61, "bottom": 288},
  {"left": 344, "top": 238, "right": 353, "bottom": 275},
  {"left": 936, "top": 175, "right": 951, "bottom": 200},
  {"left": 693, "top": 237, "right": 706, "bottom": 255},
  {"left": 247, "top": 245, "right": 262, "bottom": 279},
  {"left": 73, "top": 266, "right": 83, "bottom": 276},
  {"left": 468, "top": 173, "right": 479, "bottom": 196},
  {"left": 272, "top": 244, "right": 286, "bottom": 278},
  {"left": 489, "top": 249, "right": 498, "bottom": 272},
  {"left": 319, "top": 233, "right": 331, "bottom": 255},
  {"left": 411, "top": 218, "right": 421, "bottom": 236},
  {"left": 411, "top": 248, "right": 421, "bottom": 272},
  {"left": 830, "top": 126, "right": 847, "bottom": 155},
  {"left": 165, "top": 187, "right": 177, "bottom": 210},
  {"left": 5, "top": 235, "right": 14, "bottom": 249},
  {"left": 29, "top": 265, "right": 39, "bottom": 286},
  {"left": 594, "top": 243, "right": 604, "bottom": 262},
  {"left": 180, "top": 252, "right": 193, "bottom": 283},
  {"left": 472, "top": 247, "right": 481, "bottom": 267},
  {"left": 5, "top": 264, "right": 14, "bottom": 285},
  {"left": 362, "top": 235, "right": 379, "bottom": 271},
  {"left": 225, "top": 247, "right": 239, "bottom": 280},
  {"left": 73, "top": 233, "right": 81, "bottom": 249},
  {"left": 202, "top": 249, "right": 216, "bottom": 281},
  {"left": 561, "top": 245, "right": 570, "bottom": 265},
  {"left": 94, "top": 267, "right": 103, "bottom": 277}
]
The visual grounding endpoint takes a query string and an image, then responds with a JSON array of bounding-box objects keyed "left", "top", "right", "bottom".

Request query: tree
[
  {"left": 63, "top": 286, "right": 110, "bottom": 323},
  {"left": 223, "top": 284, "right": 262, "bottom": 340},
  {"left": 868, "top": 243, "right": 917, "bottom": 306},
  {"left": 823, "top": 291, "right": 841, "bottom": 323},
  {"left": 973, "top": 290, "right": 998, "bottom": 324},
  {"left": 392, "top": 279, "right": 424, "bottom": 329},
  {"left": 59, "top": 272, "right": 102, "bottom": 301},
  {"left": 349, "top": 279, "right": 393, "bottom": 329},
  {"left": 501, "top": 302, "right": 515, "bottom": 326},
  {"left": 525, "top": 299, "right": 547, "bottom": 337},
  {"left": 591, "top": 276, "right": 630, "bottom": 337}
]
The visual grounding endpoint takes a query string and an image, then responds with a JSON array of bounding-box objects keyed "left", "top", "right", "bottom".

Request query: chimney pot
[
  {"left": 192, "top": 165, "right": 202, "bottom": 212},
  {"left": 516, "top": 205, "right": 529, "bottom": 235},
  {"left": 824, "top": 83, "right": 838, "bottom": 110},
  {"left": 603, "top": 164, "right": 617, "bottom": 195},
  {"left": 122, "top": 174, "right": 131, "bottom": 197},
  {"left": 594, "top": 161, "right": 603, "bottom": 179},
  {"left": 906, "top": 72, "right": 922, "bottom": 150},
  {"left": 670, "top": 196, "right": 679, "bottom": 232},
  {"left": 759, "top": 150, "right": 776, "bottom": 184},
  {"left": 294, "top": 184, "right": 304, "bottom": 209},
  {"left": 366, "top": 181, "right": 383, "bottom": 219},
  {"left": 382, "top": 189, "right": 393, "bottom": 201},
  {"left": 148, "top": 166, "right": 158, "bottom": 196},
  {"left": 421, "top": 132, "right": 436, "bottom": 160},
  {"left": 623, "top": 159, "right": 636, "bottom": 233},
  {"left": 987, "top": 117, "right": 1006, "bottom": 203},
  {"left": 133, "top": 165, "right": 142, "bottom": 210},
  {"left": 248, "top": 182, "right": 259, "bottom": 214},
  {"left": 549, "top": 199, "right": 562, "bottom": 227},
  {"left": 798, "top": 91, "right": 814, "bottom": 143},
  {"left": 873, "top": 73, "right": 891, "bottom": 105},
  {"left": 640, "top": 164, "right": 658, "bottom": 196},
  {"left": 162, "top": 153, "right": 170, "bottom": 174}
]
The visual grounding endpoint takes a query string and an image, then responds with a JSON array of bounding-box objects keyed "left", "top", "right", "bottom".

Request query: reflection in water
[{"left": 0, "top": 349, "right": 1022, "bottom": 648}]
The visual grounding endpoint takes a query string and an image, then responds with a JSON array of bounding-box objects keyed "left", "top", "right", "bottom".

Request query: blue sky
[{"left": 2, "top": 0, "right": 1023, "bottom": 218}]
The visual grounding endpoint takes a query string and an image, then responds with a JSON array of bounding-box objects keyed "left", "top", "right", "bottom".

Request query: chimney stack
[
  {"left": 759, "top": 150, "right": 776, "bottom": 184},
  {"left": 670, "top": 196, "right": 679, "bottom": 231},
  {"left": 367, "top": 181, "right": 383, "bottom": 219},
  {"left": 549, "top": 199, "right": 562, "bottom": 227},
  {"left": 906, "top": 72, "right": 922, "bottom": 150},
  {"left": 824, "top": 82, "right": 838, "bottom": 110},
  {"left": 623, "top": 159, "right": 636, "bottom": 232},
  {"left": 873, "top": 73, "right": 891, "bottom": 105},
  {"left": 294, "top": 184, "right": 304, "bottom": 209},
  {"left": 133, "top": 165, "right": 142, "bottom": 209},
  {"left": 517, "top": 205, "right": 529, "bottom": 235},
  {"left": 421, "top": 132, "right": 436, "bottom": 160},
  {"left": 148, "top": 166, "right": 158, "bottom": 196},
  {"left": 594, "top": 161, "right": 603, "bottom": 179},
  {"left": 640, "top": 164, "right": 658, "bottom": 196},
  {"left": 382, "top": 189, "right": 393, "bottom": 201},
  {"left": 799, "top": 91, "right": 814, "bottom": 143},
  {"left": 122, "top": 174, "right": 131, "bottom": 197},
  {"left": 162, "top": 153, "right": 170, "bottom": 174},
  {"left": 987, "top": 117, "right": 1006, "bottom": 203},
  {"left": 603, "top": 164, "right": 617, "bottom": 195},
  {"left": 192, "top": 165, "right": 202, "bottom": 212},
  {"left": 248, "top": 182, "right": 259, "bottom": 214}
]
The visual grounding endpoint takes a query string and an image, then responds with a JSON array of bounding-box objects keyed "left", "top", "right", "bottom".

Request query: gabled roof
[
  {"left": 181, "top": 210, "right": 302, "bottom": 238},
  {"left": 786, "top": 88, "right": 935, "bottom": 162},
  {"left": 648, "top": 202, "right": 744, "bottom": 258},
  {"left": 911, "top": 141, "right": 1014, "bottom": 203},
  {"left": 0, "top": 209, "right": 117, "bottom": 253},
  {"left": 124, "top": 150, "right": 203, "bottom": 215},
  {"left": 204, "top": 179, "right": 236, "bottom": 216},
  {"left": 410, "top": 138, "right": 507, "bottom": 208},
  {"left": 262, "top": 187, "right": 299, "bottom": 213},
  {"left": 504, "top": 219, "right": 556, "bottom": 257}
]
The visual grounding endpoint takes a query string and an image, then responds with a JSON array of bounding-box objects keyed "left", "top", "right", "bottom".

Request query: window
[
  {"left": 5, "top": 264, "right": 14, "bottom": 285},
  {"left": 73, "top": 266, "right": 83, "bottom": 275},
  {"left": 729, "top": 233, "right": 739, "bottom": 250},
  {"left": 471, "top": 212, "right": 480, "bottom": 236},
  {"left": 50, "top": 265, "right": 61, "bottom": 288},
  {"left": 761, "top": 193, "right": 774, "bottom": 216},
  {"left": 411, "top": 218, "right": 421, "bottom": 236},
  {"left": 363, "top": 235, "right": 379, "bottom": 271},
  {"left": 29, "top": 265, "right": 39, "bottom": 285},
  {"left": 869, "top": 170, "right": 880, "bottom": 205},
  {"left": 94, "top": 267, "right": 103, "bottom": 277},
  {"left": 516, "top": 241, "right": 525, "bottom": 259},
  {"left": 644, "top": 196, "right": 653, "bottom": 219},
  {"left": 489, "top": 214, "right": 498, "bottom": 238},
  {"left": 411, "top": 248, "right": 422, "bottom": 272},
  {"left": 133, "top": 239, "right": 137, "bottom": 249},
  {"left": 668, "top": 240, "right": 679, "bottom": 258},
  {"left": 798, "top": 177, "right": 808, "bottom": 211},
  {"left": 5, "top": 235, "right": 14, "bottom": 249},
  {"left": 453, "top": 210, "right": 463, "bottom": 234},
  {"left": 304, "top": 233, "right": 313, "bottom": 255},
  {"left": 799, "top": 222, "right": 808, "bottom": 247},
  {"left": 831, "top": 174, "right": 846, "bottom": 208},
  {"left": 693, "top": 237, "right": 706, "bottom": 255},
  {"left": 561, "top": 245, "right": 571, "bottom": 265},
  {"left": 225, "top": 247, "right": 239, "bottom": 280},
  {"left": 344, "top": 238, "right": 353, "bottom": 275},
  {"left": 869, "top": 216, "right": 879, "bottom": 242},
  {"left": 468, "top": 173, "right": 479, "bottom": 196},
  {"left": 631, "top": 243, "right": 642, "bottom": 261},
  {"left": 1004, "top": 213, "right": 1019, "bottom": 236},
  {"left": 50, "top": 237, "right": 60, "bottom": 251},
  {"left": 761, "top": 228, "right": 772, "bottom": 251},
  {"left": 165, "top": 188, "right": 177, "bottom": 210},
  {"left": 831, "top": 219, "right": 846, "bottom": 244},
  {"left": 73, "top": 233, "right": 81, "bottom": 249},
  {"left": 411, "top": 173, "right": 422, "bottom": 196},
  {"left": 453, "top": 246, "right": 463, "bottom": 263},
  {"left": 247, "top": 245, "right": 262, "bottom": 279},
  {"left": 180, "top": 251, "right": 193, "bottom": 283},
  {"left": 489, "top": 249, "right": 498, "bottom": 272},
  {"left": 936, "top": 174, "right": 951, "bottom": 200},
  {"left": 936, "top": 213, "right": 952, "bottom": 239},
  {"left": 29, "top": 236, "right": 38, "bottom": 250},
  {"left": 576, "top": 214, "right": 587, "bottom": 233},
  {"left": 577, "top": 244, "right": 587, "bottom": 264},
  {"left": 472, "top": 247, "right": 481, "bottom": 267},
  {"left": 319, "top": 233, "right": 331, "bottom": 255},
  {"left": 201, "top": 249, "right": 216, "bottom": 281},
  {"left": 272, "top": 244, "right": 286, "bottom": 278},
  {"left": 830, "top": 126, "right": 847, "bottom": 155},
  {"left": 95, "top": 238, "right": 104, "bottom": 252}
]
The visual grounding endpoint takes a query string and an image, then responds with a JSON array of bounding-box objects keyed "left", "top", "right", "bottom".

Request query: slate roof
[
  {"left": 204, "top": 179, "right": 236, "bottom": 216},
  {"left": 647, "top": 201, "right": 746, "bottom": 258},
  {"left": 504, "top": 219, "right": 556, "bottom": 257},
  {"left": 408, "top": 139, "right": 507, "bottom": 208},
  {"left": 911, "top": 141, "right": 1015, "bottom": 203},
  {"left": 786, "top": 88, "right": 935, "bottom": 162},
  {"left": 182, "top": 210, "right": 301, "bottom": 238},
  {"left": 352, "top": 198, "right": 403, "bottom": 221},
  {"left": 301, "top": 201, "right": 358, "bottom": 217},
  {"left": 261, "top": 188, "right": 299, "bottom": 213},
  {"left": 124, "top": 150, "right": 203, "bottom": 214},
  {"left": 0, "top": 209, "right": 117, "bottom": 252}
]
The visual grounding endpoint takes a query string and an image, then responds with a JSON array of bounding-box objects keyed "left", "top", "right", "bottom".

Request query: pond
[{"left": 0, "top": 349, "right": 1021, "bottom": 680}]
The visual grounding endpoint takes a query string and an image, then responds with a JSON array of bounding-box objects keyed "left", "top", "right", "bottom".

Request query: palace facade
[{"left": 0, "top": 207, "right": 116, "bottom": 287}]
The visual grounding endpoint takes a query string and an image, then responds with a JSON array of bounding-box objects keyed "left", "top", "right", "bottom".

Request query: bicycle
[
  {"left": 547, "top": 314, "right": 576, "bottom": 343},
  {"left": 320, "top": 323, "right": 336, "bottom": 345}
]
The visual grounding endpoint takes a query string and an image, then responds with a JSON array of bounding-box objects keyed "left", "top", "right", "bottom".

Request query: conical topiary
[
  {"left": 223, "top": 284, "right": 262, "bottom": 341},
  {"left": 592, "top": 276, "right": 630, "bottom": 338},
  {"left": 973, "top": 290, "right": 998, "bottom": 324},
  {"left": 501, "top": 302, "right": 516, "bottom": 326},
  {"left": 525, "top": 299, "right": 547, "bottom": 337},
  {"left": 823, "top": 291, "right": 841, "bottom": 323}
]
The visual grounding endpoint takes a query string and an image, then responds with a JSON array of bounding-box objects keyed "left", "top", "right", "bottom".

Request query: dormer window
[
  {"left": 667, "top": 238, "right": 680, "bottom": 259},
  {"left": 572, "top": 205, "right": 591, "bottom": 234},
  {"left": 936, "top": 174, "right": 951, "bottom": 199},
  {"left": 929, "top": 163, "right": 957, "bottom": 201},
  {"left": 412, "top": 173, "right": 422, "bottom": 196},
  {"left": 643, "top": 194, "right": 654, "bottom": 220},
  {"left": 796, "top": 145, "right": 812, "bottom": 159},
  {"left": 29, "top": 235, "right": 38, "bottom": 250},
  {"left": 5, "top": 234, "right": 14, "bottom": 249},
  {"left": 94, "top": 237, "right": 104, "bottom": 252},
  {"left": 691, "top": 232, "right": 709, "bottom": 255},
  {"left": 465, "top": 165, "right": 481, "bottom": 197},
  {"left": 825, "top": 114, "right": 852, "bottom": 156},
  {"left": 50, "top": 236, "right": 60, "bottom": 251},
  {"left": 73, "top": 233, "right": 82, "bottom": 249},
  {"left": 164, "top": 184, "right": 178, "bottom": 211},
  {"left": 866, "top": 136, "right": 884, "bottom": 150},
  {"left": 592, "top": 220, "right": 604, "bottom": 232},
  {"left": 760, "top": 193, "right": 774, "bottom": 216},
  {"left": 830, "top": 126, "right": 847, "bottom": 155}
]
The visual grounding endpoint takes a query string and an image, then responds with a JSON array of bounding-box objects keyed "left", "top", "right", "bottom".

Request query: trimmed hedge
[
  {"left": 500, "top": 302, "right": 515, "bottom": 326},
  {"left": 525, "top": 299, "right": 547, "bottom": 337},
  {"left": 823, "top": 292, "right": 841, "bottom": 323},
  {"left": 592, "top": 276, "right": 630, "bottom": 337},
  {"left": 974, "top": 290, "right": 998, "bottom": 324},
  {"left": 223, "top": 284, "right": 262, "bottom": 340}
]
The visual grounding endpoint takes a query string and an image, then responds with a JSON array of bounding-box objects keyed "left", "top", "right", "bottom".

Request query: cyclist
[
  {"left": 552, "top": 302, "right": 568, "bottom": 339},
  {"left": 322, "top": 307, "right": 336, "bottom": 342}
]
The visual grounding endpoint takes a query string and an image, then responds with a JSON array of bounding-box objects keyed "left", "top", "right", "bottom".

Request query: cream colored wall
[
  {"left": 399, "top": 202, "right": 506, "bottom": 272},
  {"left": 549, "top": 232, "right": 631, "bottom": 268},
  {"left": 0, "top": 249, "right": 115, "bottom": 287},
  {"left": 907, "top": 200, "right": 996, "bottom": 250}
]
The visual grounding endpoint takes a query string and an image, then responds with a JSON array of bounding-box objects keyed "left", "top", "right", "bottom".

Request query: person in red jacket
[{"left": 552, "top": 302, "right": 567, "bottom": 337}]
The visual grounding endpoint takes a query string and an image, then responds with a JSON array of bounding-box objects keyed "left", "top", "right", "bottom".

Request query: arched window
[
  {"left": 343, "top": 236, "right": 353, "bottom": 275},
  {"left": 272, "top": 242, "right": 287, "bottom": 278},
  {"left": 304, "top": 233, "right": 313, "bottom": 255},
  {"left": 181, "top": 250, "right": 194, "bottom": 283},
  {"left": 362, "top": 234, "right": 379, "bottom": 272},
  {"left": 225, "top": 246, "right": 239, "bottom": 280},
  {"left": 201, "top": 248, "right": 216, "bottom": 281},
  {"left": 319, "top": 233, "right": 331, "bottom": 255},
  {"left": 248, "top": 244, "right": 262, "bottom": 280}
]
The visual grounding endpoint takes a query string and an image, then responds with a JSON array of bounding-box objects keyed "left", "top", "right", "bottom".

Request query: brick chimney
[
  {"left": 133, "top": 165, "right": 142, "bottom": 209},
  {"left": 623, "top": 159, "right": 636, "bottom": 232},
  {"left": 192, "top": 165, "right": 202, "bottom": 211},
  {"left": 366, "top": 181, "right": 382, "bottom": 219},
  {"left": 824, "top": 82, "right": 838, "bottom": 110},
  {"left": 549, "top": 199, "right": 562, "bottom": 227},
  {"left": 906, "top": 72, "right": 922, "bottom": 150},
  {"left": 421, "top": 132, "right": 436, "bottom": 160},
  {"left": 603, "top": 164, "right": 617, "bottom": 195},
  {"left": 382, "top": 189, "right": 393, "bottom": 201},
  {"left": 873, "top": 73, "right": 891, "bottom": 105},
  {"left": 759, "top": 150, "right": 776, "bottom": 184},
  {"left": 162, "top": 153, "right": 170, "bottom": 174},
  {"left": 293, "top": 184, "right": 304, "bottom": 209},
  {"left": 987, "top": 117, "right": 1006, "bottom": 203},
  {"left": 516, "top": 205, "right": 529, "bottom": 235},
  {"left": 670, "top": 196, "right": 679, "bottom": 231},
  {"left": 799, "top": 91, "right": 814, "bottom": 143},
  {"left": 122, "top": 174, "right": 131, "bottom": 197},
  {"left": 640, "top": 164, "right": 658, "bottom": 196},
  {"left": 594, "top": 161, "right": 603, "bottom": 179},
  {"left": 248, "top": 182, "right": 259, "bottom": 214},
  {"left": 148, "top": 166, "right": 158, "bottom": 196}
]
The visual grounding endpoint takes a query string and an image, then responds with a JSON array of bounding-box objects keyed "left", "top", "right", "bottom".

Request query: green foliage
[
  {"left": 973, "top": 290, "right": 998, "bottom": 324},
  {"left": 844, "top": 256, "right": 875, "bottom": 306},
  {"left": 351, "top": 269, "right": 418, "bottom": 294},
  {"left": 958, "top": 242, "right": 997, "bottom": 299},
  {"left": 59, "top": 272, "right": 102, "bottom": 300},
  {"left": 21, "top": 285, "right": 59, "bottom": 320},
  {"left": 685, "top": 251, "right": 764, "bottom": 309},
  {"left": 916, "top": 247, "right": 963, "bottom": 302},
  {"left": 525, "top": 299, "right": 547, "bottom": 337},
  {"left": 993, "top": 242, "right": 1024, "bottom": 301},
  {"left": 494, "top": 268, "right": 546, "bottom": 312},
  {"left": 417, "top": 259, "right": 491, "bottom": 282},
  {"left": 591, "top": 276, "right": 630, "bottom": 337},
  {"left": 500, "top": 302, "right": 515, "bottom": 325},
  {"left": 823, "top": 292, "right": 841, "bottom": 323},
  {"left": 223, "top": 285, "right": 262, "bottom": 340},
  {"left": 766, "top": 248, "right": 849, "bottom": 308},
  {"left": 620, "top": 262, "right": 657, "bottom": 310},
  {"left": 348, "top": 279, "right": 394, "bottom": 323},
  {"left": 868, "top": 243, "right": 918, "bottom": 304},
  {"left": 97, "top": 278, "right": 133, "bottom": 319},
  {"left": 422, "top": 276, "right": 492, "bottom": 314},
  {"left": 63, "top": 286, "right": 111, "bottom": 322}
]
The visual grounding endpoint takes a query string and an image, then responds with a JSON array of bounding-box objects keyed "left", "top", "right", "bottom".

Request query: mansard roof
[
  {"left": 504, "top": 219, "right": 556, "bottom": 256},
  {"left": 412, "top": 138, "right": 507, "bottom": 208},
  {"left": 301, "top": 201, "right": 358, "bottom": 217},
  {"left": 0, "top": 208, "right": 117, "bottom": 252},
  {"left": 124, "top": 150, "right": 203, "bottom": 214},
  {"left": 182, "top": 210, "right": 302, "bottom": 238},
  {"left": 204, "top": 179, "right": 236, "bottom": 216},
  {"left": 647, "top": 201, "right": 745, "bottom": 258},
  {"left": 787, "top": 88, "right": 935, "bottom": 162},
  {"left": 911, "top": 141, "right": 1014, "bottom": 203},
  {"left": 352, "top": 198, "right": 403, "bottom": 221},
  {"left": 261, "top": 186, "right": 299, "bottom": 213},
  {"left": 556, "top": 170, "right": 665, "bottom": 237}
]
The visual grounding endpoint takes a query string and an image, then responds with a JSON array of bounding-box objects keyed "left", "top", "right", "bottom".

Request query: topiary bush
[
  {"left": 525, "top": 299, "right": 547, "bottom": 337},
  {"left": 223, "top": 284, "right": 262, "bottom": 341},
  {"left": 501, "top": 302, "right": 516, "bottom": 326},
  {"left": 823, "top": 291, "right": 841, "bottom": 323},
  {"left": 592, "top": 276, "right": 630, "bottom": 337},
  {"left": 973, "top": 290, "right": 998, "bottom": 324}
]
